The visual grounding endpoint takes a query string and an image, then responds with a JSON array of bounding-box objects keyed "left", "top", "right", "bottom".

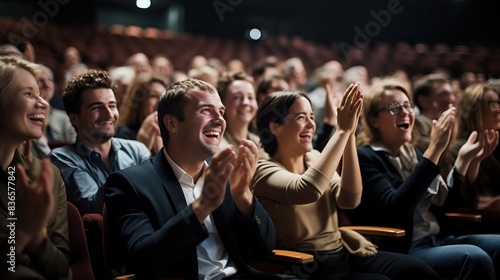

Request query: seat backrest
[
  {"left": 67, "top": 201, "right": 95, "bottom": 280},
  {"left": 82, "top": 213, "right": 106, "bottom": 280},
  {"left": 103, "top": 203, "right": 130, "bottom": 279}
]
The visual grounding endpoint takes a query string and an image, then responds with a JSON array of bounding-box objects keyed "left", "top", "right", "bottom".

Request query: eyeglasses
[
  {"left": 486, "top": 100, "right": 500, "bottom": 112},
  {"left": 376, "top": 101, "right": 414, "bottom": 116}
]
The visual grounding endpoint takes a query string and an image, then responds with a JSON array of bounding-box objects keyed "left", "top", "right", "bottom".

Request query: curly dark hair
[{"left": 63, "top": 69, "right": 115, "bottom": 114}]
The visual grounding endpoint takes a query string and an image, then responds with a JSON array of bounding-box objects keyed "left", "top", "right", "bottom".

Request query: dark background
[{"left": 1, "top": 0, "right": 499, "bottom": 47}]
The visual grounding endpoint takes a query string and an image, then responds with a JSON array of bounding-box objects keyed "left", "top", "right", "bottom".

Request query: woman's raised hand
[
  {"left": 424, "top": 107, "right": 456, "bottom": 164},
  {"left": 337, "top": 83, "right": 363, "bottom": 134}
]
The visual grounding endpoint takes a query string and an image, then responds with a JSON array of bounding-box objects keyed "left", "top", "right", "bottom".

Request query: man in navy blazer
[{"left": 104, "top": 78, "right": 279, "bottom": 279}]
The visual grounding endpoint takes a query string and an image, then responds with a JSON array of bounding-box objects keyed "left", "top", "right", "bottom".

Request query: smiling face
[
  {"left": 140, "top": 81, "right": 166, "bottom": 122},
  {"left": 371, "top": 89, "right": 415, "bottom": 154},
  {"left": 257, "top": 78, "right": 289, "bottom": 105},
  {"left": 430, "top": 81, "right": 455, "bottom": 115},
  {"left": 38, "top": 69, "right": 54, "bottom": 102},
  {"left": 152, "top": 56, "right": 173, "bottom": 79},
  {"left": 223, "top": 80, "right": 257, "bottom": 129},
  {"left": 70, "top": 88, "right": 118, "bottom": 145},
  {"left": 0, "top": 68, "right": 49, "bottom": 143},
  {"left": 273, "top": 96, "right": 316, "bottom": 157},
  {"left": 481, "top": 89, "right": 500, "bottom": 130},
  {"left": 173, "top": 89, "right": 226, "bottom": 160}
]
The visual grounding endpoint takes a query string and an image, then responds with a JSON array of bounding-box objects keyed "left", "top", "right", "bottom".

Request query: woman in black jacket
[{"left": 348, "top": 78, "right": 500, "bottom": 280}]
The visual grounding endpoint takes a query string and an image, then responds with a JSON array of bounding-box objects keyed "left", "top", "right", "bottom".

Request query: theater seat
[
  {"left": 102, "top": 204, "right": 313, "bottom": 279},
  {"left": 67, "top": 201, "right": 95, "bottom": 280},
  {"left": 82, "top": 213, "right": 106, "bottom": 280}
]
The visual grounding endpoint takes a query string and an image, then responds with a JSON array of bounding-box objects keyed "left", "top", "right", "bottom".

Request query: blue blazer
[{"left": 104, "top": 148, "right": 277, "bottom": 279}]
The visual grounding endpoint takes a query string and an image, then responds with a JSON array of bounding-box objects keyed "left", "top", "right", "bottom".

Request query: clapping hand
[
  {"left": 475, "top": 129, "right": 499, "bottom": 161},
  {"left": 230, "top": 140, "right": 258, "bottom": 197},
  {"left": 337, "top": 83, "right": 363, "bottom": 134},
  {"left": 455, "top": 129, "right": 499, "bottom": 181},
  {"left": 424, "top": 107, "right": 456, "bottom": 164},
  {"left": 192, "top": 146, "right": 236, "bottom": 223},
  {"left": 137, "top": 111, "right": 162, "bottom": 154},
  {"left": 15, "top": 159, "right": 54, "bottom": 254},
  {"left": 323, "top": 83, "right": 339, "bottom": 126},
  {"left": 458, "top": 130, "right": 499, "bottom": 162},
  {"left": 201, "top": 146, "right": 236, "bottom": 212}
]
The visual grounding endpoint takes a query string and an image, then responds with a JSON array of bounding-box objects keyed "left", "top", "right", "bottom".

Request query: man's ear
[
  {"left": 269, "top": 122, "right": 282, "bottom": 136},
  {"left": 69, "top": 113, "right": 78, "bottom": 129},
  {"left": 164, "top": 114, "right": 177, "bottom": 132}
]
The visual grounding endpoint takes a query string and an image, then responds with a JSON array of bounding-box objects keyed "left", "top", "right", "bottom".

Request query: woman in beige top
[{"left": 253, "top": 85, "right": 439, "bottom": 280}]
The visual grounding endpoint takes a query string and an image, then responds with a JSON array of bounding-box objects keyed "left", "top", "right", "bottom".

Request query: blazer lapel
[
  {"left": 152, "top": 149, "right": 199, "bottom": 271},
  {"left": 152, "top": 149, "right": 189, "bottom": 215},
  {"left": 210, "top": 196, "right": 248, "bottom": 271}
]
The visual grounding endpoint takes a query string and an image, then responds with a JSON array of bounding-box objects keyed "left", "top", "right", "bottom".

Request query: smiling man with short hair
[{"left": 50, "top": 69, "right": 150, "bottom": 215}]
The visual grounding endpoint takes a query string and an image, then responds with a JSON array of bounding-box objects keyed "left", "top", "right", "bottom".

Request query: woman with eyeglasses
[
  {"left": 347, "top": 79, "right": 500, "bottom": 280},
  {"left": 449, "top": 82, "right": 500, "bottom": 230}
]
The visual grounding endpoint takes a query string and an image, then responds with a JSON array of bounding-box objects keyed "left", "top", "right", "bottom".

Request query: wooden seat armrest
[
  {"left": 444, "top": 212, "right": 482, "bottom": 222},
  {"left": 116, "top": 251, "right": 313, "bottom": 279},
  {"left": 115, "top": 275, "right": 182, "bottom": 280},
  {"left": 115, "top": 275, "right": 135, "bottom": 280},
  {"left": 341, "top": 226, "right": 405, "bottom": 238},
  {"left": 259, "top": 249, "right": 314, "bottom": 264}
]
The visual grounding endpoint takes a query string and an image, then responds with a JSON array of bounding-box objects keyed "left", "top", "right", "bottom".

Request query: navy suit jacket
[{"left": 104, "top": 148, "right": 277, "bottom": 279}]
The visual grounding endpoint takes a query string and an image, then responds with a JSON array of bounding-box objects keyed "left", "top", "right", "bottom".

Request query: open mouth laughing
[
  {"left": 204, "top": 130, "right": 221, "bottom": 141},
  {"left": 28, "top": 113, "right": 45, "bottom": 126}
]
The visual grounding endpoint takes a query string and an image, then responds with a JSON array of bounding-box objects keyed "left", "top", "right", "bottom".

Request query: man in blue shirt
[{"left": 50, "top": 69, "right": 150, "bottom": 215}]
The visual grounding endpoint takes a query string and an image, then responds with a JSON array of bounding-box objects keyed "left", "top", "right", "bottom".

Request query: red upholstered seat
[{"left": 67, "top": 201, "right": 95, "bottom": 280}]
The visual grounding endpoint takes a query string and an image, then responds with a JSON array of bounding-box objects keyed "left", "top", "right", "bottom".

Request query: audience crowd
[{"left": 1, "top": 22, "right": 500, "bottom": 279}]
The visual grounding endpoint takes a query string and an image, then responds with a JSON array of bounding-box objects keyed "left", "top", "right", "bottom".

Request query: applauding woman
[
  {"left": 117, "top": 75, "right": 167, "bottom": 155},
  {"left": 349, "top": 79, "right": 500, "bottom": 280},
  {"left": 450, "top": 82, "right": 500, "bottom": 219},
  {"left": 0, "top": 56, "right": 69, "bottom": 279},
  {"left": 253, "top": 84, "right": 439, "bottom": 280}
]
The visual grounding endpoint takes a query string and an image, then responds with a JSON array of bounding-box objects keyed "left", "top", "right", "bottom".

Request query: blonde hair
[
  {"left": 119, "top": 74, "right": 167, "bottom": 128},
  {"left": 457, "top": 83, "right": 499, "bottom": 137},
  {"left": 357, "top": 78, "right": 418, "bottom": 147},
  {"left": 0, "top": 56, "right": 40, "bottom": 104}
]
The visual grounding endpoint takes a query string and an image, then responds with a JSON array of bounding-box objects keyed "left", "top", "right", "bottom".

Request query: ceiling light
[{"left": 136, "top": 0, "right": 151, "bottom": 9}]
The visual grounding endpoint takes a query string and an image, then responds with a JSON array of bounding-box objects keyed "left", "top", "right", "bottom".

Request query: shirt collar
[
  {"left": 73, "top": 137, "right": 122, "bottom": 157},
  {"left": 163, "top": 148, "right": 207, "bottom": 187},
  {"left": 370, "top": 142, "right": 394, "bottom": 155}
]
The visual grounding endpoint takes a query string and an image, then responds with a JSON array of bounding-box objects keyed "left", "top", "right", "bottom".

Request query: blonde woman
[
  {"left": 450, "top": 82, "right": 500, "bottom": 227},
  {"left": 217, "top": 71, "right": 268, "bottom": 159},
  {"left": 0, "top": 56, "right": 69, "bottom": 279}
]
